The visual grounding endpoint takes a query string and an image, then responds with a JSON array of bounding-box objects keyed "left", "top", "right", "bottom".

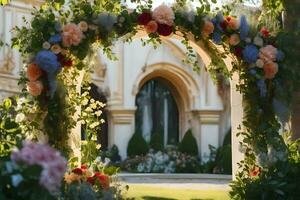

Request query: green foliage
[
  {"left": 149, "top": 132, "right": 164, "bottom": 152},
  {"left": 100, "top": 144, "right": 121, "bottom": 164},
  {"left": 44, "top": 82, "right": 71, "bottom": 158},
  {"left": 0, "top": 0, "right": 9, "bottom": 5},
  {"left": 63, "top": 182, "right": 98, "bottom": 200},
  {"left": 127, "top": 132, "right": 149, "bottom": 157},
  {"left": 0, "top": 98, "right": 24, "bottom": 157},
  {"left": 178, "top": 129, "right": 198, "bottom": 156}
]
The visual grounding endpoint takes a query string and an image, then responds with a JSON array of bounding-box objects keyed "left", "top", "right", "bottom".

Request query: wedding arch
[{"left": 11, "top": 0, "right": 300, "bottom": 199}]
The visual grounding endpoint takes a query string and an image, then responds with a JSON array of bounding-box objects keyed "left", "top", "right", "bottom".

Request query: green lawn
[{"left": 123, "top": 184, "right": 230, "bottom": 200}]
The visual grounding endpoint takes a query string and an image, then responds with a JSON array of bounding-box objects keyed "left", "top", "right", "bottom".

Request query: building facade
[{"left": 0, "top": 0, "right": 231, "bottom": 161}]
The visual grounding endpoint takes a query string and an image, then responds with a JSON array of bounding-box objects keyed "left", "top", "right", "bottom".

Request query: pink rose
[
  {"left": 27, "top": 81, "right": 43, "bottom": 96},
  {"left": 152, "top": 5, "right": 175, "bottom": 26},
  {"left": 145, "top": 20, "right": 158, "bottom": 33},
  {"left": 62, "top": 23, "right": 84, "bottom": 47},
  {"left": 259, "top": 45, "right": 277, "bottom": 63},
  {"left": 229, "top": 34, "right": 240, "bottom": 46},
  {"left": 202, "top": 20, "right": 214, "bottom": 37},
  {"left": 27, "top": 63, "right": 43, "bottom": 81},
  {"left": 264, "top": 61, "right": 278, "bottom": 79}
]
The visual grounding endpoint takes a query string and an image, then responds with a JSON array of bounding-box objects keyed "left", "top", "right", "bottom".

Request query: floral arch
[{"left": 7, "top": 0, "right": 300, "bottom": 199}]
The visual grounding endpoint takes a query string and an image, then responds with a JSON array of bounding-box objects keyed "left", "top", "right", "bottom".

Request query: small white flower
[
  {"left": 245, "top": 37, "right": 252, "bottom": 43},
  {"left": 42, "top": 42, "right": 51, "bottom": 50},
  {"left": 256, "top": 59, "right": 264, "bottom": 68},
  {"left": 95, "top": 110, "right": 102, "bottom": 117},
  {"left": 253, "top": 36, "right": 264, "bottom": 47},
  {"left": 15, "top": 113, "right": 25, "bottom": 123},
  {"left": 82, "top": 99, "right": 89, "bottom": 106}
]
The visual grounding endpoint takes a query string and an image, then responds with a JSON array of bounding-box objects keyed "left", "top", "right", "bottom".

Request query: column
[
  {"left": 198, "top": 111, "right": 221, "bottom": 163},
  {"left": 108, "top": 108, "right": 136, "bottom": 160},
  {"left": 231, "top": 73, "right": 244, "bottom": 177}
]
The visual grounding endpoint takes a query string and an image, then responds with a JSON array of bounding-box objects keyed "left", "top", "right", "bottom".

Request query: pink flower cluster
[
  {"left": 62, "top": 23, "right": 84, "bottom": 47},
  {"left": 11, "top": 141, "right": 67, "bottom": 194}
]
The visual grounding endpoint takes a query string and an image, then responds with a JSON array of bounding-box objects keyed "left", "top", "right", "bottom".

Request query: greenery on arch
[{"left": 4, "top": 0, "right": 300, "bottom": 199}]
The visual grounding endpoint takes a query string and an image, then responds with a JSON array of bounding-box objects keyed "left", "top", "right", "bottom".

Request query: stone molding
[
  {"left": 192, "top": 110, "right": 222, "bottom": 124},
  {"left": 108, "top": 108, "right": 136, "bottom": 124}
]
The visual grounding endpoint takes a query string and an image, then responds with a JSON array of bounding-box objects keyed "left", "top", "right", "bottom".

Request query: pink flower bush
[
  {"left": 11, "top": 141, "right": 67, "bottom": 193},
  {"left": 152, "top": 5, "right": 175, "bottom": 26},
  {"left": 259, "top": 45, "right": 278, "bottom": 63},
  {"left": 62, "top": 23, "right": 84, "bottom": 47},
  {"left": 202, "top": 20, "right": 214, "bottom": 37}
]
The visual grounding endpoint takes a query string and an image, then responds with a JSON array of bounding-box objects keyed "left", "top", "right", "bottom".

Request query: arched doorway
[{"left": 135, "top": 78, "right": 179, "bottom": 146}]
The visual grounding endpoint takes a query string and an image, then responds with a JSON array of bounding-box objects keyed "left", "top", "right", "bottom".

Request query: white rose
[
  {"left": 253, "top": 36, "right": 264, "bottom": 47},
  {"left": 15, "top": 113, "right": 25, "bottom": 123},
  {"left": 256, "top": 59, "right": 265, "bottom": 68},
  {"left": 42, "top": 42, "right": 51, "bottom": 50}
]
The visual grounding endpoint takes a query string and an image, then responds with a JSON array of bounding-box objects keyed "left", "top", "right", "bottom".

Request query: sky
[{"left": 125, "top": 0, "right": 262, "bottom": 9}]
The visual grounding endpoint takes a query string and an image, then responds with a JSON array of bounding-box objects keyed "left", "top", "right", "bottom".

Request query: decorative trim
[
  {"left": 192, "top": 110, "right": 222, "bottom": 124},
  {"left": 108, "top": 108, "right": 136, "bottom": 124}
]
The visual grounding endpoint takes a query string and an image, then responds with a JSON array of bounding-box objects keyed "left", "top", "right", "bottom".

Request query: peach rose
[
  {"left": 226, "top": 16, "right": 239, "bottom": 30},
  {"left": 152, "top": 5, "right": 175, "bottom": 26},
  {"left": 229, "top": 34, "right": 240, "bottom": 46},
  {"left": 62, "top": 23, "right": 84, "bottom": 47},
  {"left": 259, "top": 45, "right": 278, "bottom": 63},
  {"left": 27, "top": 63, "right": 43, "bottom": 81},
  {"left": 145, "top": 20, "right": 158, "bottom": 34},
  {"left": 202, "top": 20, "right": 214, "bottom": 37},
  {"left": 78, "top": 21, "right": 88, "bottom": 32},
  {"left": 27, "top": 80, "right": 43, "bottom": 96},
  {"left": 249, "top": 167, "right": 261, "bottom": 177},
  {"left": 51, "top": 44, "right": 62, "bottom": 54},
  {"left": 64, "top": 173, "right": 82, "bottom": 184},
  {"left": 264, "top": 61, "right": 278, "bottom": 79}
]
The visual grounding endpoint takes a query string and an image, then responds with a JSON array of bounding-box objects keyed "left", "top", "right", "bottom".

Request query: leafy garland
[{"left": 7, "top": 0, "right": 300, "bottom": 199}]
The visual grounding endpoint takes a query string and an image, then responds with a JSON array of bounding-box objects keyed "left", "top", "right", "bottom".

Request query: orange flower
[
  {"left": 27, "top": 63, "right": 43, "bottom": 81},
  {"left": 226, "top": 16, "right": 239, "bottom": 30},
  {"left": 202, "top": 20, "right": 214, "bottom": 37},
  {"left": 27, "top": 81, "right": 43, "bottom": 96},
  {"left": 249, "top": 167, "right": 261, "bottom": 177},
  {"left": 145, "top": 20, "right": 158, "bottom": 34},
  {"left": 264, "top": 61, "right": 278, "bottom": 79},
  {"left": 64, "top": 173, "right": 82, "bottom": 184}
]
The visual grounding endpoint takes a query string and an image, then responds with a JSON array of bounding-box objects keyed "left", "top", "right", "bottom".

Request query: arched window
[{"left": 135, "top": 78, "right": 179, "bottom": 145}]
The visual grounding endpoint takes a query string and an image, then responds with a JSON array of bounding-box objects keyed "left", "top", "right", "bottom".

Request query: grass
[{"left": 123, "top": 184, "right": 230, "bottom": 200}]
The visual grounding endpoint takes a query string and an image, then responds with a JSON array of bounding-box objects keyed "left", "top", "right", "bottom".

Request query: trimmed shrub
[
  {"left": 149, "top": 132, "right": 164, "bottom": 151},
  {"left": 127, "top": 132, "right": 149, "bottom": 157},
  {"left": 178, "top": 129, "right": 198, "bottom": 156}
]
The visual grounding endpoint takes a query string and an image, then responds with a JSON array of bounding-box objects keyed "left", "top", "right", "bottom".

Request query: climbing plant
[{"left": 1, "top": 0, "right": 300, "bottom": 199}]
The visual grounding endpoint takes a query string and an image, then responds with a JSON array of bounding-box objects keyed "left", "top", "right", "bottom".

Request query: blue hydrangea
[
  {"left": 93, "top": 12, "right": 117, "bottom": 32},
  {"left": 212, "top": 12, "right": 224, "bottom": 32},
  {"left": 48, "top": 34, "right": 62, "bottom": 44},
  {"left": 256, "top": 79, "right": 267, "bottom": 97},
  {"left": 35, "top": 50, "right": 61, "bottom": 75},
  {"left": 212, "top": 32, "right": 222, "bottom": 44},
  {"left": 276, "top": 50, "right": 285, "bottom": 61},
  {"left": 243, "top": 45, "right": 259, "bottom": 63},
  {"left": 239, "top": 15, "right": 250, "bottom": 40}
]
